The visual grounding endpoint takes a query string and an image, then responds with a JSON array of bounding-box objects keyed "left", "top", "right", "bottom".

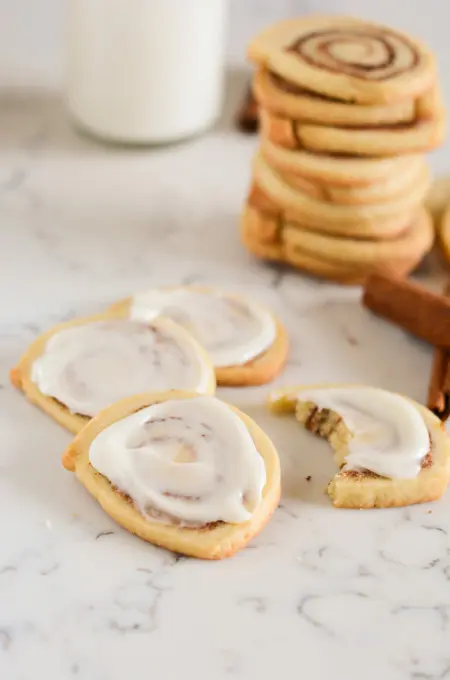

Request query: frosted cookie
[
  {"left": 63, "top": 391, "right": 281, "bottom": 559},
  {"left": 253, "top": 68, "right": 437, "bottom": 127},
  {"left": 277, "top": 157, "right": 428, "bottom": 206},
  {"left": 252, "top": 155, "right": 428, "bottom": 238},
  {"left": 269, "top": 385, "right": 450, "bottom": 508},
  {"left": 261, "top": 138, "right": 421, "bottom": 187},
  {"left": 109, "top": 286, "right": 288, "bottom": 387},
  {"left": 10, "top": 313, "right": 215, "bottom": 434},
  {"left": 260, "top": 109, "right": 446, "bottom": 156},
  {"left": 248, "top": 15, "right": 436, "bottom": 104}
]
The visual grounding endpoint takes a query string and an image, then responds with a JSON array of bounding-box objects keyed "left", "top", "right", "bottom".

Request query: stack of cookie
[{"left": 241, "top": 15, "right": 446, "bottom": 284}]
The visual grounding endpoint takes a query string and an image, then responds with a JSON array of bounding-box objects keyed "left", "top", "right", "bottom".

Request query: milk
[{"left": 66, "top": 0, "right": 228, "bottom": 144}]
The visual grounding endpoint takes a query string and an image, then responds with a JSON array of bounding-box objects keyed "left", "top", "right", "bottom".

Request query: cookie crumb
[{"left": 305, "top": 475, "right": 312, "bottom": 482}]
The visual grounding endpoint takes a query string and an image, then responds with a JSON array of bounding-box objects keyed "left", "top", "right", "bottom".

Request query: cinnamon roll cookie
[
  {"left": 269, "top": 385, "right": 450, "bottom": 508},
  {"left": 282, "top": 246, "right": 371, "bottom": 286},
  {"left": 261, "top": 139, "right": 421, "bottom": 187},
  {"left": 283, "top": 208, "right": 434, "bottom": 274},
  {"left": 10, "top": 313, "right": 215, "bottom": 433},
  {"left": 63, "top": 391, "right": 281, "bottom": 559},
  {"left": 252, "top": 153, "right": 429, "bottom": 238},
  {"left": 241, "top": 204, "right": 433, "bottom": 285},
  {"left": 253, "top": 68, "right": 437, "bottom": 127},
  {"left": 260, "top": 107, "right": 445, "bottom": 156},
  {"left": 241, "top": 205, "right": 369, "bottom": 285},
  {"left": 242, "top": 210, "right": 365, "bottom": 285},
  {"left": 263, "top": 157, "right": 428, "bottom": 206},
  {"left": 248, "top": 15, "right": 436, "bottom": 105},
  {"left": 109, "top": 286, "right": 288, "bottom": 386}
]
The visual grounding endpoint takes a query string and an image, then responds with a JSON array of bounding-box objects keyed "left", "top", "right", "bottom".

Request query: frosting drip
[
  {"left": 89, "top": 396, "right": 266, "bottom": 524},
  {"left": 32, "top": 319, "right": 212, "bottom": 417},
  {"left": 130, "top": 287, "right": 277, "bottom": 367},
  {"left": 298, "top": 387, "right": 430, "bottom": 479},
  {"left": 289, "top": 28, "right": 419, "bottom": 81}
]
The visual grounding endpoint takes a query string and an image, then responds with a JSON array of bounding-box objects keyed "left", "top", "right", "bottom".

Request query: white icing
[
  {"left": 89, "top": 395, "right": 266, "bottom": 524},
  {"left": 297, "top": 387, "right": 430, "bottom": 479},
  {"left": 31, "top": 319, "right": 213, "bottom": 417},
  {"left": 130, "top": 287, "right": 277, "bottom": 367}
]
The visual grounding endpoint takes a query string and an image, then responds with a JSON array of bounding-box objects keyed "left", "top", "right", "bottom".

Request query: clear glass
[{"left": 66, "top": 0, "right": 228, "bottom": 145}]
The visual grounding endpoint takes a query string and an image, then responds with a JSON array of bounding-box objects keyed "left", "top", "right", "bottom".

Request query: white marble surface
[{"left": 2, "top": 68, "right": 450, "bottom": 680}]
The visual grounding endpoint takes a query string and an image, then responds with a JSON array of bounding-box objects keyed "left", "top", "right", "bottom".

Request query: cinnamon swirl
[
  {"left": 62, "top": 391, "right": 281, "bottom": 559},
  {"left": 109, "top": 286, "right": 288, "bottom": 387},
  {"left": 268, "top": 385, "right": 450, "bottom": 508},
  {"left": 253, "top": 69, "right": 440, "bottom": 127},
  {"left": 10, "top": 312, "right": 216, "bottom": 433},
  {"left": 248, "top": 16, "right": 436, "bottom": 104}
]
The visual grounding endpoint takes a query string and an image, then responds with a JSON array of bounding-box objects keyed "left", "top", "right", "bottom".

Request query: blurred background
[
  {"left": 1, "top": 0, "right": 449, "bottom": 300},
  {"left": 3, "top": 0, "right": 450, "bottom": 105}
]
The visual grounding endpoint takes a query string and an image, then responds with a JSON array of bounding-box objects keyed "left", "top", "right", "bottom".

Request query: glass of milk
[{"left": 66, "top": 0, "right": 228, "bottom": 145}]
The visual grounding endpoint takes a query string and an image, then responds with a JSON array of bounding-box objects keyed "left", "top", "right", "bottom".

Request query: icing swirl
[
  {"left": 32, "top": 319, "right": 213, "bottom": 417},
  {"left": 89, "top": 396, "right": 266, "bottom": 525},
  {"left": 289, "top": 28, "right": 419, "bottom": 81},
  {"left": 130, "top": 287, "right": 277, "bottom": 367},
  {"left": 297, "top": 387, "right": 430, "bottom": 479}
]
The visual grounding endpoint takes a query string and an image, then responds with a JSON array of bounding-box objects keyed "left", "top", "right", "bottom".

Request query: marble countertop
[{"left": 2, "top": 78, "right": 450, "bottom": 680}]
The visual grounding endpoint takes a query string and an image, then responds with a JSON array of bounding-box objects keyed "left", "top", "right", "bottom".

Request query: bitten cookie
[
  {"left": 269, "top": 384, "right": 450, "bottom": 508},
  {"left": 108, "top": 286, "right": 288, "bottom": 387},
  {"left": 63, "top": 391, "right": 281, "bottom": 559},
  {"left": 10, "top": 311, "right": 216, "bottom": 434},
  {"left": 248, "top": 15, "right": 436, "bottom": 104}
]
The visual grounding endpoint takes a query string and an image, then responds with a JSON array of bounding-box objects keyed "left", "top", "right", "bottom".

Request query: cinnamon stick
[
  {"left": 363, "top": 273, "right": 450, "bottom": 351},
  {"left": 235, "top": 84, "right": 259, "bottom": 133},
  {"left": 427, "top": 283, "right": 450, "bottom": 420}
]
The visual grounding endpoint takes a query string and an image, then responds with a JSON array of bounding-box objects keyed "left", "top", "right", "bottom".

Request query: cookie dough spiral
[
  {"left": 248, "top": 16, "right": 436, "bottom": 103},
  {"left": 289, "top": 28, "right": 419, "bottom": 82}
]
